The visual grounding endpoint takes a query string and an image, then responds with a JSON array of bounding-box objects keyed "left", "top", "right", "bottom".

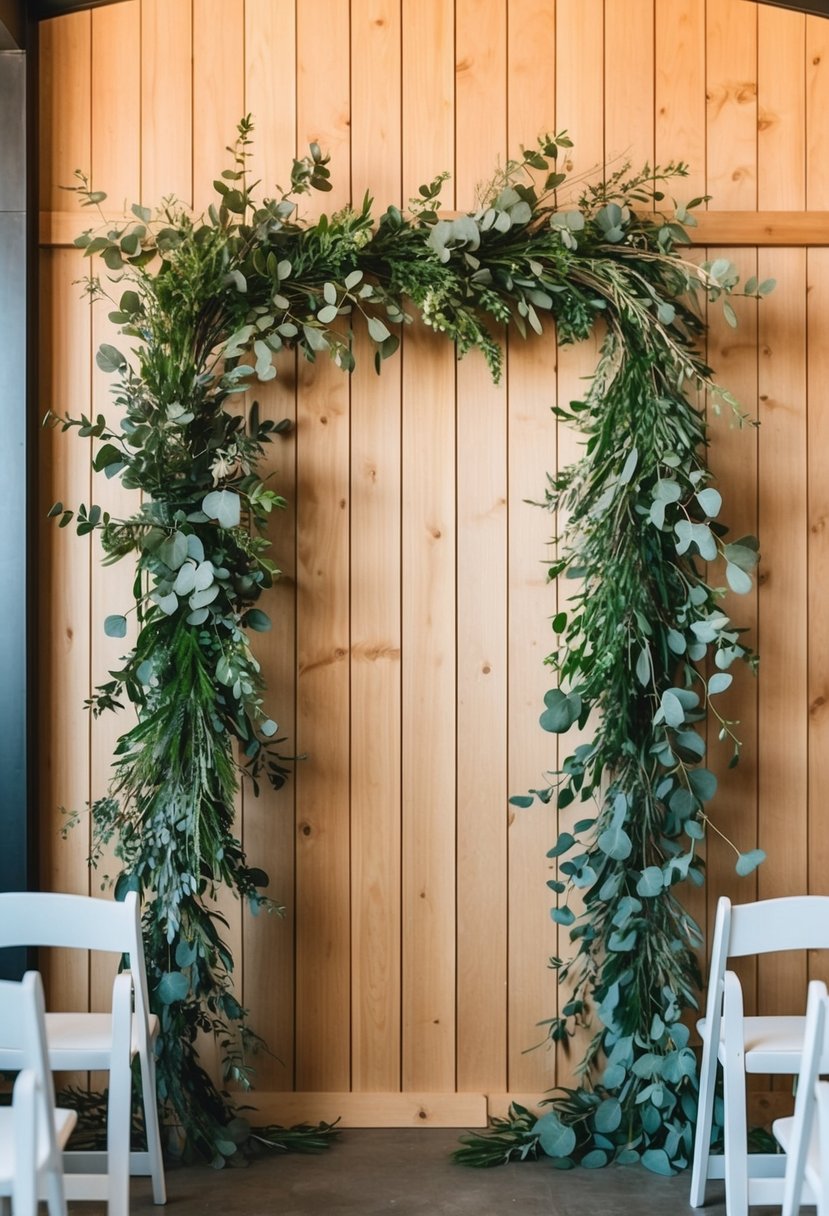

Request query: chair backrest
[
  {"left": 0, "top": 972, "right": 60, "bottom": 1154},
  {"left": 0, "top": 891, "right": 152, "bottom": 1034},
  {"left": 728, "top": 895, "right": 829, "bottom": 957}
]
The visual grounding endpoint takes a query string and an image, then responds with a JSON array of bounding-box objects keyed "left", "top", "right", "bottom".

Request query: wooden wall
[{"left": 37, "top": 0, "right": 829, "bottom": 1126}]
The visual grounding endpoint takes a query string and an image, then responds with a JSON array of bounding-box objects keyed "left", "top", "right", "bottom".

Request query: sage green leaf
[
  {"left": 696, "top": 488, "right": 722, "bottom": 517},
  {"left": 708, "top": 672, "right": 733, "bottom": 694},
  {"left": 202, "top": 490, "right": 241, "bottom": 529},
  {"left": 594, "top": 1098, "right": 622, "bottom": 1134},
  {"left": 260, "top": 719, "right": 278, "bottom": 737},
  {"left": 104, "top": 614, "right": 127, "bottom": 638},
  {"left": 635, "top": 646, "right": 650, "bottom": 686},
  {"left": 597, "top": 825, "right": 633, "bottom": 861},
  {"left": 246, "top": 609, "right": 272, "bottom": 631},
  {"left": 642, "top": 1149, "right": 674, "bottom": 1176},
  {"left": 539, "top": 688, "right": 580, "bottom": 733},
  {"left": 189, "top": 584, "right": 220, "bottom": 611},
  {"left": 151, "top": 590, "right": 178, "bottom": 615},
  {"left": 636, "top": 867, "right": 664, "bottom": 898},
  {"left": 551, "top": 906, "right": 575, "bottom": 926},
  {"left": 582, "top": 1149, "right": 608, "bottom": 1168},
  {"left": 688, "top": 767, "right": 717, "bottom": 802},
  {"left": 186, "top": 607, "right": 209, "bottom": 626},
  {"left": 317, "top": 304, "right": 338, "bottom": 325},
  {"left": 159, "top": 532, "right": 188, "bottom": 571},
  {"left": 173, "top": 561, "right": 197, "bottom": 596},
  {"left": 533, "top": 1112, "right": 576, "bottom": 1158},
  {"left": 368, "top": 316, "right": 391, "bottom": 343},
  {"left": 193, "top": 561, "right": 215, "bottom": 592},
  {"left": 736, "top": 848, "right": 766, "bottom": 876},
  {"left": 157, "top": 971, "right": 189, "bottom": 1005},
  {"left": 654, "top": 478, "right": 682, "bottom": 503},
  {"left": 96, "top": 343, "right": 127, "bottom": 373},
  {"left": 619, "top": 447, "right": 638, "bottom": 485},
  {"left": 661, "top": 689, "right": 685, "bottom": 727},
  {"left": 726, "top": 562, "right": 753, "bottom": 594},
  {"left": 509, "top": 795, "right": 534, "bottom": 808},
  {"left": 667, "top": 628, "right": 686, "bottom": 654},
  {"left": 547, "top": 832, "right": 574, "bottom": 858}
]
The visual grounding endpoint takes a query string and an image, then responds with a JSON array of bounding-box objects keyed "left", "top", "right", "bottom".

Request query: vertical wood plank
[
  {"left": 555, "top": 0, "right": 603, "bottom": 182},
  {"left": 38, "top": 14, "right": 91, "bottom": 214},
  {"left": 241, "top": 0, "right": 298, "bottom": 1095},
  {"left": 758, "top": 4, "right": 805, "bottom": 212},
  {"left": 604, "top": 0, "right": 653, "bottom": 171},
  {"left": 193, "top": 0, "right": 245, "bottom": 214},
  {"left": 706, "top": 0, "right": 757, "bottom": 211},
  {"left": 756, "top": 247, "right": 808, "bottom": 1017},
  {"left": 706, "top": 259, "right": 760, "bottom": 1014},
  {"left": 655, "top": 0, "right": 706, "bottom": 201},
  {"left": 294, "top": 0, "right": 352, "bottom": 1092},
  {"left": 88, "top": 0, "right": 142, "bottom": 1018},
  {"left": 141, "top": 0, "right": 193, "bottom": 206},
  {"left": 38, "top": 14, "right": 92, "bottom": 1021},
  {"left": 757, "top": 7, "right": 808, "bottom": 1027},
  {"left": 455, "top": 0, "right": 508, "bottom": 1093},
  {"left": 244, "top": 0, "right": 297, "bottom": 197},
  {"left": 554, "top": 0, "right": 605, "bottom": 1091},
  {"left": 350, "top": 0, "right": 403, "bottom": 1095},
  {"left": 806, "top": 16, "right": 829, "bottom": 210},
  {"left": 506, "top": 0, "right": 559, "bottom": 1097},
  {"left": 808, "top": 249, "right": 829, "bottom": 993},
  {"left": 401, "top": 0, "right": 456, "bottom": 1093}
]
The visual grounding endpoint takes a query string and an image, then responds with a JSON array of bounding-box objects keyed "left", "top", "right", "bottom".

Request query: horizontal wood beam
[
  {"left": 245, "top": 1091, "right": 488, "bottom": 1129},
  {"left": 40, "top": 209, "right": 829, "bottom": 251}
]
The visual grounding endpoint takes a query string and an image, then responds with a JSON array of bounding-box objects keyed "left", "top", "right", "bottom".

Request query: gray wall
[{"left": 0, "top": 46, "right": 32, "bottom": 976}]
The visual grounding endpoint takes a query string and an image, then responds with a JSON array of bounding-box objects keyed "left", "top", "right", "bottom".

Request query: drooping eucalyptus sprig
[{"left": 48, "top": 118, "right": 764, "bottom": 1166}]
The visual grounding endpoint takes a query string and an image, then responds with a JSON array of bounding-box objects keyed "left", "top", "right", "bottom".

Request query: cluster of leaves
[
  {"left": 52, "top": 118, "right": 763, "bottom": 1167},
  {"left": 455, "top": 164, "right": 766, "bottom": 1171}
]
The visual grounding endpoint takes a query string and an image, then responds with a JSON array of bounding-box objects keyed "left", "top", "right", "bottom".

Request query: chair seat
[
  {"left": 0, "top": 1107, "right": 77, "bottom": 1184},
  {"left": 0, "top": 1011, "right": 159, "bottom": 1071},
  {"left": 698, "top": 1014, "right": 807, "bottom": 1072},
  {"left": 774, "top": 1114, "right": 822, "bottom": 1194}
]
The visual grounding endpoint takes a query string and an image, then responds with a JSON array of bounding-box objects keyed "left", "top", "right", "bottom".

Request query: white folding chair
[
  {"left": 690, "top": 894, "right": 829, "bottom": 1215},
  {"left": 773, "top": 980, "right": 829, "bottom": 1216},
  {"left": 0, "top": 891, "right": 166, "bottom": 1216},
  {"left": 0, "top": 971, "right": 76, "bottom": 1216}
]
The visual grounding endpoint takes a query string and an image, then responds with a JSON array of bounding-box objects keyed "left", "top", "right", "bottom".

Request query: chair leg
[
  {"left": 722, "top": 1051, "right": 749, "bottom": 1216},
  {"left": 0, "top": 1194, "right": 11, "bottom": 1216},
  {"left": 690, "top": 1038, "right": 719, "bottom": 1206},
  {"left": 140, "top": 1049, "right": 167, "bottom": 1205},
  {"left": 43, "top": 1167, "right": 68, "bottom": 1216},
  {"left": 108, "top": 973, "right": 133, "bottom": 1216}
]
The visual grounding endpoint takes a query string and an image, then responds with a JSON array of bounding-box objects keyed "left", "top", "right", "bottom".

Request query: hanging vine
[{"left": 49, "top": 118, "right": 764, "bottom": 1167}]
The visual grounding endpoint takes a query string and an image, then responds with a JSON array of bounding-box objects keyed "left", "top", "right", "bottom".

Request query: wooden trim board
[{"left": 244, "top": 1092, "right": 489, "bottom": 1128}]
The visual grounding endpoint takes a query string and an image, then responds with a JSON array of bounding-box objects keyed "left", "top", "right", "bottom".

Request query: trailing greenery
[{"left": 50, "top": 118, "right": 762, "bottom": 1168}]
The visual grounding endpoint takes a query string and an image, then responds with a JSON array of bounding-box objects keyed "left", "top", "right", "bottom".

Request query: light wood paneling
[
  {"left": 349, "top": 0, "right": 403, "bottom": 1095},
  {"left": 294, "top": 0, "right": 353, "bottom": 1093},
  {"left": 454, "top": 0, "right": 509, "bottom": 1096},
  {"left": 37, "top": 0, "right": 829, "bottom": 1117},
  {"left": 505, "top": 0, "right": 559, "bottom": 1098},
  {"left": 140, "top": 0, "right": 192, "bottom": 206}
]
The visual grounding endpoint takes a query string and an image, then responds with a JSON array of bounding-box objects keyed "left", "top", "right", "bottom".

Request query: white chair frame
[
  {"left": 0, "top": 891, "right": 166, "bottom": 1216},
  {"left": 690, "top": 893, "right": 829, "bottom": 1216},
  {"left": 772, "top": 980, "right": 829, "bottom": 1216},
  {"left": 0, "top": 971, "right": 77, "bottom": 1216}
]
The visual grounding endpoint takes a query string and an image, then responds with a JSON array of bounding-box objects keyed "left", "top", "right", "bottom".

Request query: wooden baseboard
[{"left": 245, "top": 1091, "right": 488, "bottom": 1128}]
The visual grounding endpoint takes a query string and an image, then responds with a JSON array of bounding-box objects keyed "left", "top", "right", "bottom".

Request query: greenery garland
[{"left": 49, "top": 119, "right": 763, "bottom": 1168}]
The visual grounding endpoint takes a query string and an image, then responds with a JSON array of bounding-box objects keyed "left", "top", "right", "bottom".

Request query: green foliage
[{"left": 51, "top": 121, "right": 765, "bottom": 1168}]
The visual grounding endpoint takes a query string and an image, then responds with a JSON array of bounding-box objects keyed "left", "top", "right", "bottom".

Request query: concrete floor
[{"left": 77, "top": 1130, "right": 784, "bottom": 1216}]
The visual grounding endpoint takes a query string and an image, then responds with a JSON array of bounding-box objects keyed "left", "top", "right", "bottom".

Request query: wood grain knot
[
  {"left": 814, "top": 55, "right": 821, "bottom": 66},
  {"left": 810, "top": 694, "right": 827, "bottom": 716},
  {"left": 430, "top": 526, "right": 442, "bottom": 539},
  {"left": 300, "top": 822, "right": 313, "bottom": 837},
  {"left": 811, "top": 516, "right": 826, "bottom": 534},
  {"left": 482, "top": 663, "right": 492, "bottom": 675},
  {"left": 417, "top": 1108, "right": 428, "bottom": 1119},
  {"left": 320, "top": 415, "right": 328, "bottom": 425}
]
